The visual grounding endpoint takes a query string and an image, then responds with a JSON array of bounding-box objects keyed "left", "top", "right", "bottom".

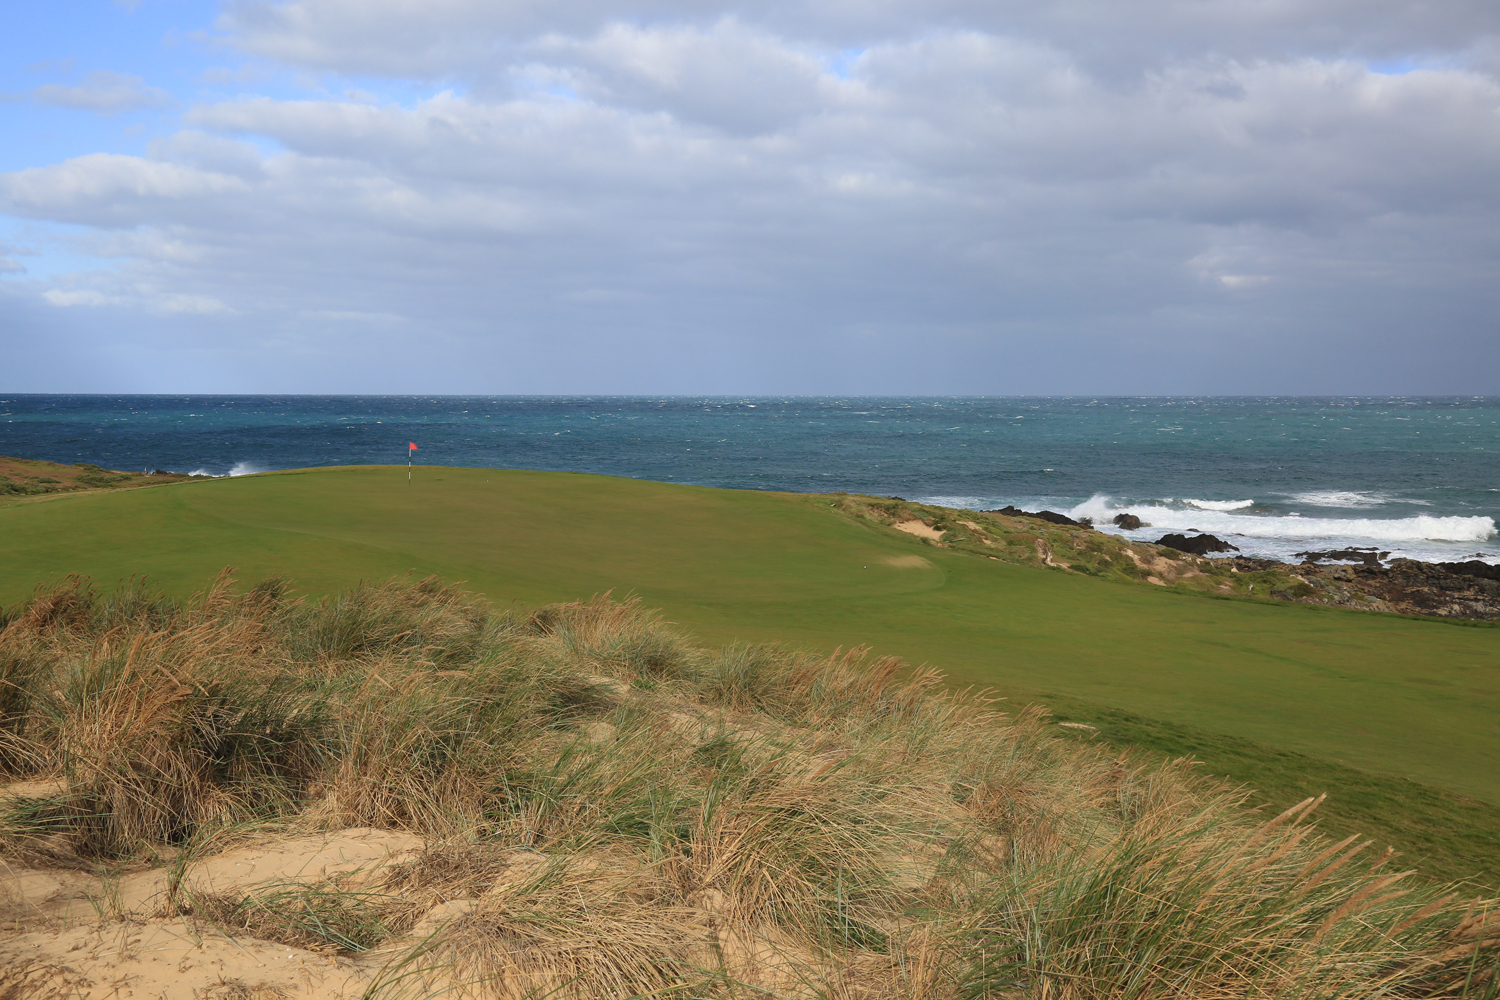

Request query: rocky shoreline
[
  {"left": 1217, "top": 554, "right": 1500, "bottom": 621},
  {"left": 987, "top": 504, "right": 1500, "bottom": 622},
  {"left": 1148, "top": 527, "right": 1500, "bottom": 621}
]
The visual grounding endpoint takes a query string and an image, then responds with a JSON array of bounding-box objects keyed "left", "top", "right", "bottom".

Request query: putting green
[{"left": 3, "top": 465, "right": 1497, "bottom": 807}]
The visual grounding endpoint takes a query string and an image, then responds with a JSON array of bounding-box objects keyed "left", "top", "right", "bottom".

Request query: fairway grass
[{"left": 3, "top": 464, "right": 1498, "bottom": 883}]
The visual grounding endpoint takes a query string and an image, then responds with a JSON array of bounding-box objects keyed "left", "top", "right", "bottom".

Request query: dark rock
[
  {"left": 1434, "top": 560, "right": 1500, "bottom": 583},
  {"left": 1345, "top": 558, "right": 1500, "bottom": 619},
  {"left": 1112, "top": 513, "right": 1144, "bottom": 530},
  {"left": 1211, "top": 553, "right": 1500, "bottom": 622},
  {"left": 1157, "top": 532, "right": 1240, "bottom": 555},
  {"left": 1295, "top": 547, "right": 1389, "bottom": 567},
  {"left": 984, "top": 506, "right": 1090, "bottom": 528},
  {"left": 152, "top": 468, "right": 170, "bottom": 476},
  {"left": 986, "top": 505, "right": 1028, "bottom": 518}
]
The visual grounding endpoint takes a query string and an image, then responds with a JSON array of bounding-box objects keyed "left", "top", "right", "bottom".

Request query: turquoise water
[{"left": 1, "top": 395, "right": 1496, "bottom": 564}]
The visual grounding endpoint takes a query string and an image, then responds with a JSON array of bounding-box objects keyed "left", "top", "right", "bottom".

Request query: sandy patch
[
  {"left": 958, "top": 520, "right": 995, "bottom": 545},
  {"left": 2, "top": 829, "right": 433, "bottom": 1000},
  {"left": 881, "top": 554, "right": 933, "bottom": 569},
  {"left": 5, "top": 829, "right": 425, "bottom": 926},
  {"left": 170, "top": 828, "right": 420, "bottom": 896},
  {"left": 0, "top": 919, "right": 376, "bottom": 1000},
  {"left": 893, "top": 520, "right": 943, "bottom": 541},
  {"left": 1, "top": 778, "right": 69, "bottom": 801},
  {"left": 1121, "top": 547, "right": 1203, "bottom": 586},
  {"left": 1034, "top": 539, "right": 1068, "bottom": 568}
]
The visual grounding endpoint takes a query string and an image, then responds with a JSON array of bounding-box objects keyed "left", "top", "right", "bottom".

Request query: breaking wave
[
  {"left": 184, "top": 461, "right": 266, "bottom": 477},
  {"left": 1183, "top": 498, "right": 1254, "bottom": 511},
  {"left": 1283, "top": 490, "right": 1429, "bottom": 509},
  {"left": 1069, "top": 495, "right": 1496, "bottom": 544}
]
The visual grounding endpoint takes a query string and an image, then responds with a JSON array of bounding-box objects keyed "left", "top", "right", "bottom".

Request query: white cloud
[
  {"left": 3, "top": 0, "right": 1499, "bottom": 391},
  {"left": 155, "top": 292, "right": 233, "bottom": 314},
  {"left": 217, "top": 0, "right": 1500, "bottom": 78},
  {"left": 0, "top": 155, "right": 252, "bottom": 227},
  {"left": 32, "top": 70, "right": 172, "bottom": 114},
  {"left": 44, "top": 289, "right": 121, "bottom": 307},
  {"left": 536, "top": 19, "right": 827, "bottom": 134}
]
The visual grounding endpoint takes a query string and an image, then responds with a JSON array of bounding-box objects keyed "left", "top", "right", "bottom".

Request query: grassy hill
[{"left": 2, "top": 464, "right": 1498, "bottom": 885}]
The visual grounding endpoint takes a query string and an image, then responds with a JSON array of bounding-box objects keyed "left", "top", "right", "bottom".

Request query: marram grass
[{"left": 2, "top": 574, "right": 1498, "bottom": 999}]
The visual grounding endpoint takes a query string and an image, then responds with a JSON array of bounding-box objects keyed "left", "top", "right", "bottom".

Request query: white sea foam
[
  {"left": 1285, "top": 490, "right": 1388, "bottom": 509},
  {"left": 181, "top": 462, "right": 266, "bottom": 477},
  {"left": 1070, "top": 495, "right": 1494, "bottom": 544},
  {"left": 908, "top": 493, "right": 1498, "bottom": 564},
  {"left": 1069, "top": 495, "right": 1499, "bottom": 566},
  {"left": 1183, "top": 498, "right": 1255, "bottom": 511}
]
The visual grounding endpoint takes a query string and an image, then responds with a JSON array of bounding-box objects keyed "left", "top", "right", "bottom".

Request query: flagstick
[{"left": 408, "top": 449, "right": 412, "bottom": 482}]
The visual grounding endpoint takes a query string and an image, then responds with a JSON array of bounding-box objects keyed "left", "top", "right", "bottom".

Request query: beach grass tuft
[{"left": 3, "top": 573, "right": 1499, "bottom": 998}]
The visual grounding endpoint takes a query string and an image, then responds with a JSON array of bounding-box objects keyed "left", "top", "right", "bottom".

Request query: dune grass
[
  {"left": 4, "top": 574, "right": 1500, "bottom": 999},
  {"left": 1, "top": 465, "right": 1498, "bottom": 885}
]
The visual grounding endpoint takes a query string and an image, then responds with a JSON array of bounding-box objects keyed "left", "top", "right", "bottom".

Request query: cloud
[
  {"left": 534, "top": 19, "right": 828, "bottom": 134},
  {"left": 44, "top": 289, "right": 122, "bottom": 307},
  {"left": 2, "top": 0, "right": 1499, "bottom": 392},
  {"left": 32, "top": 70, "right": 173, "bottom": 114},
  {"left": 217, "top": 0, "right": 1500, "bottom": 78},
  {"left": 0, "top": 154, "right": 251, "bottom": 227}
]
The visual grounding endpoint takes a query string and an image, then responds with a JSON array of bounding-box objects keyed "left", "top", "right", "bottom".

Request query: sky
[{"left": 1, "top": 0, "right": 1498, "bottom": 395}]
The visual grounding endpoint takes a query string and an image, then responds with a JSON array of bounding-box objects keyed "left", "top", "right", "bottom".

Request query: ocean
[{"left": 2, "top": 395, "right": 1496, "bottom": 566}]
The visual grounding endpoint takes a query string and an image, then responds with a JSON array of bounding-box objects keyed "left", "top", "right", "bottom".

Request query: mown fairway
[{"left": 3, "top": 466, "right": 1498, "bottom": 872}]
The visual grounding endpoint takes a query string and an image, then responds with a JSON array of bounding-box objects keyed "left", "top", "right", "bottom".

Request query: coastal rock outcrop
[
  {"left": 1112, "top": 513, "right": 1144, "bottom": 530},
  {"left": 1436, "top": 560, "right": 1500, "bottom": 583},
  {"left": 1156, "top": 532, "right": 1240, "bottom": 556},
  {"left": 985, "top": 505, "right": 1092, "bottom": 529},
  {"left": 1352, "top": 559, "right": 1500, "bottom": 619},
  {"left": 1238, "top": 556, "right": 1500, "bottom": 621},
  {"left": 1295, "top": 547, "right": 1389, "bottom": 566}
]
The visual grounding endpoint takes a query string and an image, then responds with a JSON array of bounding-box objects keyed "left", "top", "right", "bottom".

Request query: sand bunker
[
  {"left": 892, "top": 520, "right": 944, "bottom": 541},
  {"left": 881, "top": 554, "right": 933, "bottom": 568}
]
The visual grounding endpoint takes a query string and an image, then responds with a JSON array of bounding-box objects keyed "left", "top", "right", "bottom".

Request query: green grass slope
[{"left": 3, "top": 465, "right": 1498, "bottom": 882}]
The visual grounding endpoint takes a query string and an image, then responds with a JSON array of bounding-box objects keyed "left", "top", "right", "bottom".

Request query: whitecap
[
  {"left": 1086, "top": 503, "right": 1495, "bottom": 544},
  {"left": 228, "top": 461, "right": 265, "bottom": 477},
  {"left": 1286, "top": 491, "right": 1387, "bottom": 509},
  {"left": 1183, "top": 499, "right": 1255, "bottom": 511}
]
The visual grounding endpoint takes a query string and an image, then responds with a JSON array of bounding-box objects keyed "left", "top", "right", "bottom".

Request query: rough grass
[
  {"left": 3, "top": 575, "right": 1500, "bottom": 999},
  {"left": 1044, "top": 699, "right": 1500, "bottom": 892}
]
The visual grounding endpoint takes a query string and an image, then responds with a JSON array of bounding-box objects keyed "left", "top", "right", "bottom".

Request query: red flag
[{"left": 409, "top": 442, "right": 418, "bottom": 450}]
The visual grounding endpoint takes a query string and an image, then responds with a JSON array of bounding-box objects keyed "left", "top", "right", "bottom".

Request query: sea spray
[{"left": 1061, "top": 494, "right": 1497, "bottom": 564}]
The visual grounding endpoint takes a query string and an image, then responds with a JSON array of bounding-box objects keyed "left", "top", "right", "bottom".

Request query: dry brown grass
[{"left": 2, "top": 574, "right": 1498, "bottom": 999}]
